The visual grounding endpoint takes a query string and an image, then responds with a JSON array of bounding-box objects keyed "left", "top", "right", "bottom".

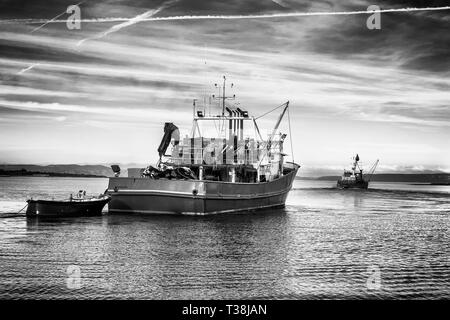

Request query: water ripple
[{"left": 0, "top": 178, "right": 448, "bottom": 299}]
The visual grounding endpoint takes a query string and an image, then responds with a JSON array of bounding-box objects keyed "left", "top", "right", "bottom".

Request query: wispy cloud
[
  {"left": 77, "top": 0, "right": 179, "bottom": 46},
  {"left": 0, "top": 0, "right": 449, "bottom": 167},
  {"left": 30, "top": 1, "right": 85, "bottom": 34},
  {"left": 0, "top": 99, "right": 191, "bottom": 123},
  {"left": 271, "top": 0, "right": 290, "bottom": 9},
  {"left": 17, "top": 63, "right": 41, "bottom": 74}
]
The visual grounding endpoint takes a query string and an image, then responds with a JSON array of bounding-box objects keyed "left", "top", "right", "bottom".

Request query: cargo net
[{"left": 142, "top": 165, "right": 197, "bottom": 180}]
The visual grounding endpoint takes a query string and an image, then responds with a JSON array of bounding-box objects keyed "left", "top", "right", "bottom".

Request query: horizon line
[{"left": 0, "top": 163, "right": 448, "bottom": 174}]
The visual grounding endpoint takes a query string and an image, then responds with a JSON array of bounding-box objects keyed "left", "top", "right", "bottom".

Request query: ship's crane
[{"left": 365, "top": 159, "right": 379, "bottom": 182}]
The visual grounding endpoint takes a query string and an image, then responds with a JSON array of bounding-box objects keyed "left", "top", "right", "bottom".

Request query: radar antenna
[{"left": 212, "top": 76, "right": 235, "bottom": 116}]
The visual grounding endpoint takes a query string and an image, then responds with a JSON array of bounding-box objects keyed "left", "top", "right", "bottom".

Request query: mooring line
[{"left": 16, "top": 203, "right": 28, "bottom": 214}]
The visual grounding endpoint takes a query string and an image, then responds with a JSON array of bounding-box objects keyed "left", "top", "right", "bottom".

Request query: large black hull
[
  {"left": 107, "top": 163, "right": 299, "bottom": 215},
  {"left": 26, "top": 197, "right": 110, "bottom": 217}
]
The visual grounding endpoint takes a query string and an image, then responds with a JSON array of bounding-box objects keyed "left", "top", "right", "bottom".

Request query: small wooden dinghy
[{"left": 26, "top": 191, "right": 110, "bottom": 217}]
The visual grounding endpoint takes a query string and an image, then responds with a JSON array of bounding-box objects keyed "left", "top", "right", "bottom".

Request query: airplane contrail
[
  {"left": 30, "top": 1, "right": 84, "bottom": 33},
  {"left": 1, "top": 6, "right": 449, "bottom": 25},
  {"left": 11, "top": 5, "right": 450, "bottom": 74},
  {"left": 18, "top": 0, "right": 178, "bottom": 72},
  {"left": 77, "top": 0, "right": 179, "bottom": 46},
  {"left": 271, "top": 0, "right": 290, "bottom": 9},
  {"left": 17, "top": 63, "right": 41, "bottom": 75}
]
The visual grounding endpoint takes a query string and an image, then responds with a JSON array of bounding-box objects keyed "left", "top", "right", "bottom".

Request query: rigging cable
[
  {"left": 16, "top": 203, "right": 28, "bottom": 215},
  {"left": 287, "top": 103, "right": 295, "bottom": 164},
  {"left": 255, "top": 101, "right": 288, "bottom": 120}
]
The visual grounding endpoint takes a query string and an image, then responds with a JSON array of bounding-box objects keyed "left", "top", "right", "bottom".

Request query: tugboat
[
  {"left": 106, "top": 76, "right": 300, "bottom": 215},
  {"left": 26, "top": 190, "right": 110, "bottom": 217},
  {"left": 337, "top": 154, "right": 379, "bottom": 189}
]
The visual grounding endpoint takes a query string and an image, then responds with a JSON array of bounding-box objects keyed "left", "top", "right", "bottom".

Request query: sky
[{"left": 0, "top": 0, "right": 449, "bottom": 176}]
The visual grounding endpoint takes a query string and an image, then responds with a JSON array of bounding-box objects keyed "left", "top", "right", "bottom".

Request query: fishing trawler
[
  {"left": 337, "top": 154, "right": 379, "bottom": 189},
  {"left": 106, "top": 76, "right": 300, "bottom": 215}
]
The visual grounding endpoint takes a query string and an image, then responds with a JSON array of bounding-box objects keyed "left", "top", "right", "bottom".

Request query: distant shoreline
[
  {"left": 297, "top": 173, "right": 450, "bottom": 184},
  {"left": 1, "top": 164, "right": 449, "bottom": 184},
  {"left": 0, "top": 169, "right": 106, "bottom": 178},
  {"left": 0, "top": 164, "right": 113, "bottom": 178}
]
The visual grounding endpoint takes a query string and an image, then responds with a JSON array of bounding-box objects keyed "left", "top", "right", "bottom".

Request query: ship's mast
[
  {"left": 352, "top": 154, "right": 361, "bottom": 173},
  {"left": 213, "top": 76, "right": 235, "bottom": 116},
  {"left": 183, "top": 79, "right": 294, "bottom": 183},
  {"left": 222, "top": 76, "right": 226, "bottom": 116}
]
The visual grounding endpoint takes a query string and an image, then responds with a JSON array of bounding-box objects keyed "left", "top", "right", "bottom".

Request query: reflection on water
[{"left": 0, "top": 177, "right": 449, "bottom": 299}]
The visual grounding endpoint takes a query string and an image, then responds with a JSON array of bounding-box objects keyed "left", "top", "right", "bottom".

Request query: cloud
[
  {"left": 30, "top": 1, "right": 85, "bottom": 33},
  {"left": 0, "top": 99, "right": 194, "bottom": 124},
  {"left": 76, "top": 0, "right": 180, "bottom": 46},
  {"left": 17, "top": 62, "right": 40, "bottom": 74},
  {"left": 0, "top": 0, "right": 448, "bottom": 167},
  {"left": 271, "top": 0, "right": 290, "bottom": 9},
  {"left": 302, "top": 1, "right": 450, "bottom": 73}
]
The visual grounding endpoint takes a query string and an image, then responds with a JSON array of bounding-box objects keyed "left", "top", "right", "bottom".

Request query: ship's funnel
[
  {"left": 226, "top": 107, "right": 233, "bottom": 141},
  {"left": 231, "top": 110, "right": 238, "bottom": 163},
  {"left": 232, "top": 110, "right": 237, "bottom": 136},
  {"left": 237, "top": 108, "right": 245, "bottom": 140}
]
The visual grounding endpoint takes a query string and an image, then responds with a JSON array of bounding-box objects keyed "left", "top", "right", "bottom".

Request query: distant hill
[
  {"left": 297, "top": 173, "right": 450, "bottom": 184},
  {"left": 0, "top": 168, "right": 105, "bottom": 178},
  {"left": 1, "top": 164, "right": 449, "bottom": 184},
  {"left": 0, "top": 164, "right": 113, "bottom": 177}
]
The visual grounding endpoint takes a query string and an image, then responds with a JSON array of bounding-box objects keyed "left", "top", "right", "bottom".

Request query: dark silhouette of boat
[
  {"left": 107, "top": 76, "right": 300, "bottom": 215},
  {"left": 26, "top": 192, "right": 110, "bottom": 217},
  {"left": 337, "top": 154, "right": 379, "bottom": 189}
]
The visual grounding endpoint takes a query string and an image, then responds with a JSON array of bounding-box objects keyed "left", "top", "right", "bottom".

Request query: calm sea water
[{"left": 0, "top": 177, "right": 448, "bottom": 299}]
